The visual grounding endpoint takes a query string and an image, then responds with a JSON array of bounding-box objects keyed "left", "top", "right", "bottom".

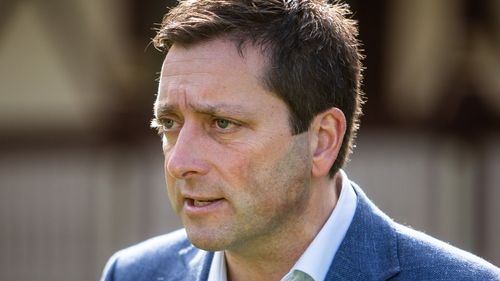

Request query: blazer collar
[
  {"left": 198, "top": 251, "right": 213, "bottom": 281},
  {"left": 325, "top": 182, "right": 401, "bottom": 281},
  {"left": 178, "top": 245, "right": 213, "bottom": 281}
]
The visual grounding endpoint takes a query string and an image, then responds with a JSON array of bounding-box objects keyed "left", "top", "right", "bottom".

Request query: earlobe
[{"left": 310, "top": 108, "right": 346, "bottom": 177}]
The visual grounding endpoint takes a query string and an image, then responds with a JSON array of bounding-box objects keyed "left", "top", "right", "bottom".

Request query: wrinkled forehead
[
  {"left": 163, "top": 38, "right": 270, "bottom": 77},
  {"left": 154, "top": 38, "right": 278, "bottom": 115}
]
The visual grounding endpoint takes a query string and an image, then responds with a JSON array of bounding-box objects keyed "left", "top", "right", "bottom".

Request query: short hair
[{"left": 154, "top": 0, "right": 364, "bottom": 177}]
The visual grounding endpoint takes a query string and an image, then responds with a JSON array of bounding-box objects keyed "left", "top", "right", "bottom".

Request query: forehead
[
  {"left": 155, "top": 38, "right": 279, "bottom": 114},
  {"left": 162, "top": 39, "right": 267, "bottom": 79}
]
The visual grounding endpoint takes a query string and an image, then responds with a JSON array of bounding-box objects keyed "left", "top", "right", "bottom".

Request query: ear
[{"left": 309, "top": 108, "right": 346, "bottom": 177}]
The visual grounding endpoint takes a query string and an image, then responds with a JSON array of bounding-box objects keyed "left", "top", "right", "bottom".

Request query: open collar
[
  {"left": 325, "top": 182, "right": 401, "bottom": 281},
  {"left": 192, "top": 181, "right": 401, "bottom": 281}
]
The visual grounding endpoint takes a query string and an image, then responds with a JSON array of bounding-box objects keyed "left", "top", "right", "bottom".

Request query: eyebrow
[{"left": 154, "top": 102, "right": 250, "bottom": 118}]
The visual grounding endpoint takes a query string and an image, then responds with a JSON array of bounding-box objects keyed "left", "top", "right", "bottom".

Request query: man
[{"left": 101, "top": 0, "right": 500, "bottom": 280}]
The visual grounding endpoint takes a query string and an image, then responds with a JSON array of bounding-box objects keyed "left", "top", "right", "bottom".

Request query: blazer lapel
[
  {"left": 197, "top": 251, "right": 213, "bottom": 281},
  {"left": 178, "top": 245, "right": 213, "bottom": 281},
  {"left": 325, "top": 183, "right": 401, "bottom": 281}
]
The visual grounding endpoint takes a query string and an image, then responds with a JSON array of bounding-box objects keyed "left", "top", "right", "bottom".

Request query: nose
[{"left": 165, "top": 124, "right": 210, "bottom": 179}]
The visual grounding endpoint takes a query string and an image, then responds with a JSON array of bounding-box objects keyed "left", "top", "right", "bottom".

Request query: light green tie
[{"left": 283, "top": 270, "right": 314, "bottom": 281}]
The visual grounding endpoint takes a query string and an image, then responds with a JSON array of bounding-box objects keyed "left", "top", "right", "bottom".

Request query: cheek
[
  {"left": 217, "top": 138, "right": 286, "bottom": 184},
  {"left": 214, "top": 152, "right": 252, "bottom": 192},
  {"left": 224, "top": 149, "right": 282, "bottom": 203},
  {"left": 249, "top": 136, "right": 311, "bottom": 204},
  {"left": 161, "top": 135, "right": 169, "bottom": 152}
]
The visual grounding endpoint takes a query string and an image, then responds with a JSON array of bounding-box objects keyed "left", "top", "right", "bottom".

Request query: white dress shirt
[{"left": 207, "top": 169, "right": 357, "bottom": 281}]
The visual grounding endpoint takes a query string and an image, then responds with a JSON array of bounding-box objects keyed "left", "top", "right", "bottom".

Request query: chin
[{"left": 186, "top": 229, "right": 228, "bottom": 251}]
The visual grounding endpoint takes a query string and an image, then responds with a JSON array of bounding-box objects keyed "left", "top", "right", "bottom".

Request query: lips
[
  {"left": 182, "top": 196, "right": 225, "bottom": 216},
  {"left": 185, "top": 197, "right": 223, "bottom": 207},
  {"left": 193, "top": 199, "right": 219, "bottom": 207}
]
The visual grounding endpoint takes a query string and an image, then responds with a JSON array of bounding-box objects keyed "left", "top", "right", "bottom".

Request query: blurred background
[{"left": 0, "top": 0, "right": 499, "bottom": 280}]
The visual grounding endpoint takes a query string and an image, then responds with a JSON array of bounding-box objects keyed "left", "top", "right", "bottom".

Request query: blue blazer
[{"left": 101, "top": 183, "right": 500, "bottom": 280}]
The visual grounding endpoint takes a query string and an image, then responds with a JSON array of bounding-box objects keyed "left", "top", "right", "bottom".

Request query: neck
[{"left": 225, "top": 176, "right": 340, "bottom": 281}]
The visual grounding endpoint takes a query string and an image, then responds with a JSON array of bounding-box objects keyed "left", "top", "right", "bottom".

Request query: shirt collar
[
  {"left": 207, "top": 251, "right": 226, "bottom": 281},
  {"left": 207, "top": 169, "right": 357, "bottom": 281},
  {"left": 285, "top": 169, "right": 357, "bottom": 281}
]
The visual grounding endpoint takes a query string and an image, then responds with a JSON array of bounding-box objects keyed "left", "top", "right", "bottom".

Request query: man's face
[{"left": 155, "top": 39, "right": 312, "bottom": 252}]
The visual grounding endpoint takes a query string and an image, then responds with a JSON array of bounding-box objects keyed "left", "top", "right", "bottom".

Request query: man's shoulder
[
  {"left": 111, "top": 228, "right": 192, "bottom": 266},
  {"left": 101, "top": 229, "right": 211, "bottom": 281},
  {"left": 339, "top": 182, "right": 500, "bottom": 280},
  {"left": 394, "top": 223, "right": 500, "bottom": 280}
]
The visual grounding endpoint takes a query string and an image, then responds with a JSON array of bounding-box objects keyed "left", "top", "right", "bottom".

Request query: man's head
[
  {"left": 154, "top": 0, "right": 364, "bottom": 176},
  {"left": 152, "top": 0, "right": 363, "bottom": 254}
]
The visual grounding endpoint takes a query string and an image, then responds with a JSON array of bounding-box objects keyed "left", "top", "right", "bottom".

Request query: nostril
[{"left": 181, "top": 171, "right": 197, "bottom": 178}]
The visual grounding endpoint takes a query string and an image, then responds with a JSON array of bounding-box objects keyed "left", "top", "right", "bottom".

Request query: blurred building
[{"left": 0, "top": 0, "right": 499, "bottom": 280}]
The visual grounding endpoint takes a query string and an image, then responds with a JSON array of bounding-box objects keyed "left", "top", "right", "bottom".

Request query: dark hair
[{"left": 154, "top": 0, "right": 364, "bottom": 177}]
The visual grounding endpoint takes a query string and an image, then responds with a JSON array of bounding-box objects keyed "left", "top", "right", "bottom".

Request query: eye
[
  {"left": 162, "top": 118, "right": 175, "bottom": 129},
  {"left": 215, "top": 119, "right": 231, "bottom": 129}
]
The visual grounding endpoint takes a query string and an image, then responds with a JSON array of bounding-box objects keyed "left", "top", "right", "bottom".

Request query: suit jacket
[{"left": 101, "top": 182, "right": 500, "bottom": 281}]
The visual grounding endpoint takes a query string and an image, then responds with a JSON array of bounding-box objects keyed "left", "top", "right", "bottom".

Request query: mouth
[
  {"left": 182, "top": 196, "right": 226, "bottom": 216},
  {"left": 187, "top": 198, "right": 223, "bottom": 207},
  {"left": 190, "top": 199, "right": 220, "bottom": 207}
]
